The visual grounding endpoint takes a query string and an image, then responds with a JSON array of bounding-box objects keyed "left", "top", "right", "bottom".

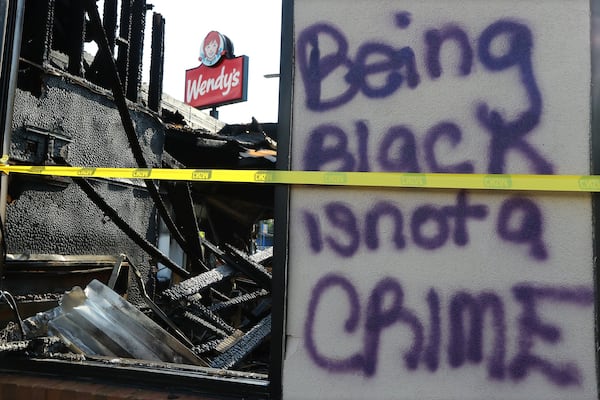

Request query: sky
[{"left": 141, "top": 0, "right": 283, "bottom": 125}]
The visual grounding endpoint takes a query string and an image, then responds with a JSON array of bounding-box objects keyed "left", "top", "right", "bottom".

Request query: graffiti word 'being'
[
  {"left": 297, "top": 13, "right": 539, "bottom": 115},
  {"left": 305, "top": 274, "right": 594, "bottom": 386},
  {"left": 297, "top": 14, "right": 553, "bottom": 175},
  {"left": 303, "top": 191, "right": 547, "bottom": 260}
]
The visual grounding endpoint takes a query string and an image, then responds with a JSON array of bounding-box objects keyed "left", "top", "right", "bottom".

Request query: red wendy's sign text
[{"left": 185, "top": 56, "right": 249, "bottom": 109}]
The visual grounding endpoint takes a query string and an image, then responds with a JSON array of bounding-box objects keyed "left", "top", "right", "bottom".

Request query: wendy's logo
[{"left": 200, "top": 31, "right": 232, "bottom": 67}]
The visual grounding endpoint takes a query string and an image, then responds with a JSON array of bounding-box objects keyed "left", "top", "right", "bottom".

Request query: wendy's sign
[
  {"left": 185, "top": 56, "right": 248, "bottom": 109},
  {"left": 185, "top": 31, "right": 249, "bottom": 109}
]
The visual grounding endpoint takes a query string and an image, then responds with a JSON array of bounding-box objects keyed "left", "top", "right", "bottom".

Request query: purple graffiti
[
  {"left": 303, "top": 120, "right": 476, "bottom": 173},
  {"left": 305, "top": 274, "right": 364, "bottom": 372},
  {"left": 448, "top": 291, "right": 506, "bottom": 379},
  {"left": 365, "top": 202, "right": 406, "bottom": 250},
  {"left": 295, "top": 13, "right": 490, "bottom": 110},
  {"left": 395, "top": 12, "right": 412, "bottom": 29},
  {"left": 303, "top": 210, "right": 323, "bottom": 253},
  {"left": 297, "top": 17, "right": 421, "bottom": 111},
  {"left": 476, "top": 20, "right": 553, "bottom": 175},
  {"left": 324, "top": 202, "right": 360, "bottom": 257},
  {"left": 296, "top": 23, "right": 358, "bottom": 111},
  {"left": 379, "top": 125, "right": 420, "bottom": 172},
  {"left": 425, "top": 25, "right": 473, "bottom": 78},
  {"left": 297, "top": 14, "right": 534, "bottom": 113},
  {"left": 304, "top": 273, "right": 594, "bottom": 386},
  {"left": 442, "top": 191, "right": 488, "bottom": 246},
  {"left": 410, "top": 205, "right": 450, "bottom": 250},
  {"left": 302, "top": 117, "right": 548, "bottom": 175},
  {"left": 304, "top": 274, "right": 424, "bottom": 376},
  {"left": 303, "top": 191, "right": 546, "bottom": 260},
  {"left": 298, "top": 14, "right": 554, "bottom": 175},
  {"left": 497, "top": 197, "right": 547, "bottom": 260},
  {"left": 364, "top": 278, "right": 424, "bottom": 374},
  {"left": 304, "top": 123, "right": 356, "bottom": 172},
  {"left": 423, "top": 122, "right": 475, "bottom": 173},
  {"left": 303, "top": 191, "right": 488, "bottom": 257},
  {"left": 424, "top": 289, "right": 441, "bottom": 371},
  {"left": 509, "top": 284, "right": 595, "bottom": 386}
]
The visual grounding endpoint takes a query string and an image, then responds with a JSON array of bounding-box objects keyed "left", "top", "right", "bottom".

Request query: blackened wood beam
[
  {"left": 148, "top": 12, "right": 164, "bottom": 112},
  {"left": 102, "top": 0, "right": 117, "bottom": 52},
  {"left": 66, "top": 0, "right": 85, "bottom": 76},
  {"left": 223, "top": 244, "right": 272, "bottom": 291},
  {"left": 116, "top": 0, "right": 131, "bottom": 89},
  {"left": 162, "top": 264, "right": 234, "bottom": 301},
  {"left": 126, "top": 0, "right": 146, "bottom": 101},
  {"left": 209, "top": 314, "right": 271, "bottom": 370}
]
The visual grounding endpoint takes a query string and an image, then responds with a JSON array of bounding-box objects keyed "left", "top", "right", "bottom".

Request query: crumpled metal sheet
[{"left": 48, "top": 279, "right": 205, "bottom": 366}]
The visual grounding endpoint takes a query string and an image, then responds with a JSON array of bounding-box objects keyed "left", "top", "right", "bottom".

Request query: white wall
[{"left": 283, "top": 1, "right": 595, "bottom": 399}]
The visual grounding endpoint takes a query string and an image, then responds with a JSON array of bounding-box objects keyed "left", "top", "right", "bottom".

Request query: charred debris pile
[
  {"left": 1, "top": 246, "right": 275, "bottom": 375},
  {"left": 0, "top": 116, "right": 277, "bottom": 376},
  {"left": 0, "top": 0, "right": 277, "bottom": 381}
]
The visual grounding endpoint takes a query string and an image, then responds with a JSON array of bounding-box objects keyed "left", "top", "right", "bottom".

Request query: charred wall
[{"left": 5, "top": 73, "right": 164, "bottom": 302}]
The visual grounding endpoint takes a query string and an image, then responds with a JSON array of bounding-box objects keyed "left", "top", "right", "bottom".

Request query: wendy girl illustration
[{"left": 199, "top": 31, "right": 234, "bottom": 67}]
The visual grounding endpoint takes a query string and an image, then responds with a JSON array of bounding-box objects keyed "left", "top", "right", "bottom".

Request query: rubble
[
  {"left": 0, "top": 242, "right": 275, "bottom": 376},
  {"left": 210, "top": 315, "right": 272, "bottom": 370}
]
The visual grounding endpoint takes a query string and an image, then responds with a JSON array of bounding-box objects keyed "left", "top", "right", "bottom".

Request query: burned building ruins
[{"left": 0, "top": 0, "right": 279, "bottom": 398}]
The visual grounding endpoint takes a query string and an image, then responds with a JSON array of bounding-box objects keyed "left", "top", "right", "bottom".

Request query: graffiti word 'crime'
[{"left": 305, "top": 274, "right": 594, "bottom": 386}]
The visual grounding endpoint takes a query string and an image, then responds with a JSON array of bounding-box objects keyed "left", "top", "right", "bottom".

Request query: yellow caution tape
[{"left": 1, "top": 164, "right": 600, "bottom": 192}]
